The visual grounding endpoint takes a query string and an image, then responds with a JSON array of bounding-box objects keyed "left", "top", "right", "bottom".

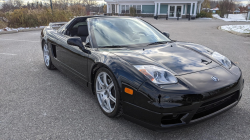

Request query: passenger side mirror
[
  {"left": 162, "top": 32, "right": 170, "bottom": 38},
  {"left": 67, "top": 37, "right": 85, "bottom": 50}
]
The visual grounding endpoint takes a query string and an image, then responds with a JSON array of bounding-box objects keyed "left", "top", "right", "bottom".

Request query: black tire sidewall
[{"left": 94, "top": 67, "right": 121, "bottom": 118}]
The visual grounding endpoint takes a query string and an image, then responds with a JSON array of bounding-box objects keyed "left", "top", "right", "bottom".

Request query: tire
[
  {"left": 94, "top": 67, "right": 123, "bottom": 118},
  {"left": 42, "top": 42, "right": 56, "bottom": 70}
]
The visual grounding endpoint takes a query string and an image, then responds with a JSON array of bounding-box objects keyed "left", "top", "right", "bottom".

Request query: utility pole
[
  {"left": 50, "top": 0, "right": 53, "bottom": 13},
  {"left": 246, "top": 0, "right": 250, "bottom": 20}
]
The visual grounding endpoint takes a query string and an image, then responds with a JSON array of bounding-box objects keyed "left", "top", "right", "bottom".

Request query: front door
[
  {"left": 169, "top": 6, "right": 175, "bottom": 17},
  {"left": 169, "top": 5, "right": 182, "bottom": 18},
  {"left": 177, "top": 6, "right": 182, "bottom": 18}
]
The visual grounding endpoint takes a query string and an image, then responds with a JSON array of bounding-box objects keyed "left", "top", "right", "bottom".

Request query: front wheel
[
  {"left": 94, "top": 67, "right": 122, "bottom": 117},
  {"left": 43, "top": 42, "right": 56, "bottom": 70}
]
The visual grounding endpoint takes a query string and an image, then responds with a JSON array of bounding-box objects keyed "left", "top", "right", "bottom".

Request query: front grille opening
[
  {"left": 161, "top": 114, "right": 186, "bottom": 125},
  {"left": 192, "top": 91, "right": 239, "bottom": 120},
  {"left": 201, "top": 91, "right": 237, "bottom": 107}
]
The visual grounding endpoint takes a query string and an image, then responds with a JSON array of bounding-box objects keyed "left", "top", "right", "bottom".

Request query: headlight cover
[
  {"left": 134, "top": 65, "right": 178, "bottom": 85},
  {"left": 212, "top": 52, "right": 232, "bottom": 69}
]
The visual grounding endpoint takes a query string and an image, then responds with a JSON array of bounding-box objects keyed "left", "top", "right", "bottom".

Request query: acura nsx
[{"left": 40, "top": 16, "right": 244, "bottom": 131}]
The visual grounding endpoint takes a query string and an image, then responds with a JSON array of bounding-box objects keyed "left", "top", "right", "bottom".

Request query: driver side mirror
[
  {"left": 67, "top": 37, "right": 84, "bottom": 50},
  {"left": 162, "top": 32, "right": 170, "bottom": 38},
  {"left": 67, "top": 37, "right": 91, "bottom": 54}
]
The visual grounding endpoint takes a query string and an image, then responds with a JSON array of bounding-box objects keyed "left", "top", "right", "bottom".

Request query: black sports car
[{"left": 40, "top": 16, "right": 244, "bottom": 131}]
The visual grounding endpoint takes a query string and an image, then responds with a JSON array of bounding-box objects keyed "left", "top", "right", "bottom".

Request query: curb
[
  {"left": 218, "top": 26, "right": 250, "bottom": 37},
  {"left": 18, "top": 28, "right": 43, "bottom": 32},
  {"left": 0, "top": 30, "right": 18, "bottom": 34},
  {"left": 0, "top": 28, "right": 43, "bottom": 35}
]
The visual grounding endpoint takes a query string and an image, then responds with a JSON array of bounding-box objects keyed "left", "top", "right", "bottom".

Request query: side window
[
  {"left": 73, "top": 22, "right": 87, "bottom": 29},
  {"left": 65, "top": 20, "right": 88, "bottom": 37}
]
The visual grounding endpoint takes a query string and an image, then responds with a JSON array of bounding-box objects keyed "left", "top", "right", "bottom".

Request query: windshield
[{"left": 89, "top": 18, "right": 171, "bottom": 48}]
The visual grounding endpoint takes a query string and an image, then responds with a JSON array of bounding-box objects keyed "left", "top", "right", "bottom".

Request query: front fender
[{"left": 88, "top": 50, "right": 147, "bottom": 104}]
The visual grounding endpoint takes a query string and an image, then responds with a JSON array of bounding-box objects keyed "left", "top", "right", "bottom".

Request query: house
[
  {"left": 210, "top": 7, "right": 219, "bottom": 14},
  {"left": 104, "top": 0, "right": 204, "bottom": 19},
  {"left": 234, "top": 10, "right": 240, "bottom": 14}
]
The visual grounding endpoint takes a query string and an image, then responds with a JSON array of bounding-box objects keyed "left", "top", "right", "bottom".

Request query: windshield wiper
[
  {"left": 147, "top": 41, "right": 169, "bottom": 46},
  {"left": 99, "top": 45, "right": 127, "bottom": 48}
]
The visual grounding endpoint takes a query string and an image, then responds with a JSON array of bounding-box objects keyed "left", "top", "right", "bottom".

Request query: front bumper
[
  {"left": 123, "top": 90, "right": 242, "bottom": 131},
  {"left": 122, "top": 66, "right": 244, "bottom": 131}
]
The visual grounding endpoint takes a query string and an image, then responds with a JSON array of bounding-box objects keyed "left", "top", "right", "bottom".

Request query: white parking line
[
  {"left": 0, "top": 38, "right": 39, "bottom": 43},
  {"left": 0, "top": 53, "right": 17, "bottom": 55}
]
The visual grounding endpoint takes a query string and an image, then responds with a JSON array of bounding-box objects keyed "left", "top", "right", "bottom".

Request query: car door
[{"left": 55, "top": 29, "right": 89, "bottom": 86}]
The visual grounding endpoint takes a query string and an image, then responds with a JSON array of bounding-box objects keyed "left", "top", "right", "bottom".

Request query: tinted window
[{"left": 73, "top": 22, "right": 87, "bottom": 29}]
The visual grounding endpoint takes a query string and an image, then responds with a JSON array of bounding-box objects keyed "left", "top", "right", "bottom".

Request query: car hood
[{"left": 108, "top": 42, "right": 220, "bottom": 75}]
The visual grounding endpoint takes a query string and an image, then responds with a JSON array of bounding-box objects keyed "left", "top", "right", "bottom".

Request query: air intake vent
[
  {"left": 161, "top": 114, "right": 186, "bottom": 125},
  {"left": 192, "top": 91, "right": 239, "bottom": 120}
]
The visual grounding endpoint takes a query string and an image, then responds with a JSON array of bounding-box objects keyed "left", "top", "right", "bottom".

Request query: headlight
[
  {"left": 212, "top": 52, "right": 232, "bottom": 69},
  {"left": 134, "top": 65, "right": 178, "bottom": 85}
]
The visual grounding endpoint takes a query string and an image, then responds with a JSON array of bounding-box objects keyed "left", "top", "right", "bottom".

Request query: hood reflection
[{"left": 111, "top": 43, "right": 220, "bottom": 75}]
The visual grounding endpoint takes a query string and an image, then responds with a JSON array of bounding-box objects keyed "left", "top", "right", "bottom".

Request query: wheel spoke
[
  {"left": 105, "top": 98, "right": 112, "bottom": 111},
  {"left": 103, "top": 73, "right": 108, "bottom": 87},
  {"left": 97, "top": 76, "right": 105, "bottom": 88},
  {"left": 96, "top": 89, "right": 105, "bottom": 95},
  {"left": 109, "top": 93, "right": 116, "bottom": 103},
  {"left": 107, "top": 82, "right": 114, "bottom": 91},
  {"left": 46, "top": 56, "right": 49, "bottom": 63}
]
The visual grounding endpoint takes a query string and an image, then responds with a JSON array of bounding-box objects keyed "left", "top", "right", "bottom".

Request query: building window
[
  {"left": 142, "top": 5, "right": 155, "bottom": 13},
  {"left": 122, "top": 5, "right": 125, "bottom": 13},
  {"left": 122, "top": 5, "right": 141, "bottom": 14},
  {"left": 131, "top": 5, "right": 142, "bottom": 14},
  {"left": 137, "top": 5, "right": 141, "bottom": 13},
  {"left": 121, "top": 5, "right": 130, "bottom": 14},
  {"left": 126, "top": 5, "right": 130, "bottom": 13}
]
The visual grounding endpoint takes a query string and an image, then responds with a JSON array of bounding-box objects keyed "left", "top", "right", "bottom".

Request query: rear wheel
[
  {"left": 43, "top": 42, "right": 56, "bottom": 70},
  {"left": 94, "top": 67, "right": 122, "bottom": 117}
]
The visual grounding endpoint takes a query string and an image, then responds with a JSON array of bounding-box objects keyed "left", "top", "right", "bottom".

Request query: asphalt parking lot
[{"left": 0, "top": 18, "right": 250, "bottom": 139}]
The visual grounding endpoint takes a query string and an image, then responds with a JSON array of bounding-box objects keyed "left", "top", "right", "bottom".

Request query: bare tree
[
  {"left": 14, "top": 0, "right": 23, "bottom": 8},
  {"left": 103, "top": 4, "right": 106, "bottom": 13},
  {"left": 202, "top": 0, "right": 211, "bottom": 10},
  {"left": 0, "top": 0, "right": 24, "bottom": 12},
  {"left": 82, "top": 0, "right": 97, "bottom": 14},
  {"left": 219, "top": 0, "right": 235, "bottom": 18}
]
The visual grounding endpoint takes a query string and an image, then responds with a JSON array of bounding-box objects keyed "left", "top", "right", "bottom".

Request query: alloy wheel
[
  {"left": 43, "top": 44, "right": 50, "bottom": 67},
  {"left": 96, "top": 72, "right": 116, "bottom": 113}
]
